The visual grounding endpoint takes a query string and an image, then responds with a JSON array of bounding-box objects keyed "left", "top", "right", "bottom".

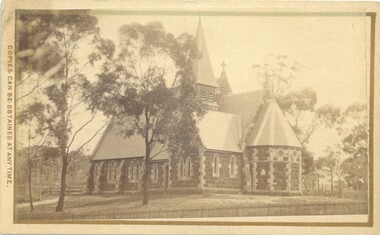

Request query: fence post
[
  {"left": 268, "top": 204, "right": 271, "bottom": 216},
  {"left": 323, "top": 202, "right": 327, "bottom": 214},
  {"left": 296, "top": 203, "right": 299, "bottom": 215}
]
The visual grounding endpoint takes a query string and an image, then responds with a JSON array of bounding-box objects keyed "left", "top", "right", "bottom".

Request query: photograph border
[{"left": 13, "top": 10, "right": 375, "bottom": 227}]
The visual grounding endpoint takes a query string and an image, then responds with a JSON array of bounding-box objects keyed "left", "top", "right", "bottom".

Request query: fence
[
  {"left": 302, "top": 190, "right": 368, "bottom": 201},
  {"left": 17, "top": 201, "right": 368, "bottom": 221},
  {"left": 41, "top": 186, "right": 84, "bottom": 195}
]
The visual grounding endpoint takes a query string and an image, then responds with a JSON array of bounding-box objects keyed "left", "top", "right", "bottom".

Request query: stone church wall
[
  {"left": 246, "top": 146, "right": 302, "bottom": 194},
  {"left": 88, "top": 157, "right": 168, "bottom": 193},
  {"left": 203, "top": 151, "right": 242, "bottom": 191},
  {"left": 169, "top": 154, "right": 200, "bottom": 190}
]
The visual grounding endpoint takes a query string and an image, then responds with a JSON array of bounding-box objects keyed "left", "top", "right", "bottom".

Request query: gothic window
[
  {"left": 184, "top": 157, "right": 192, "bottom": 177},
  {"left": 151, "top": 164, "right": 159, "bottom": 183},
  {"left": 107, "top": 162, "right": 117, "bottom": 183},
  {"left": 128, "top": 161, "right": 134, "bottom": 180},
  {"left": 133, "top": 161, "right": 139, "bottom": 181},
  {"left": 229, "top": 155, "right": 237, "bottom": 177},
  {"left": 212, "top": 154, "right": 220, "bottom": 177},
  {"left": 93, "top": 163, "right": 99, "bottom": 182}
]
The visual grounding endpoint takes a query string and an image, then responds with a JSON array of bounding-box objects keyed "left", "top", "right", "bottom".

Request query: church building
[{"left": 86, "top": 19, "right": 303, "bottom": 196}]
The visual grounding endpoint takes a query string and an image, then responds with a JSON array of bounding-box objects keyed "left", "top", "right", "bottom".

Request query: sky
[
  {"left": 89, "top": 13, "right": 370, "bottom": 157},
  {"left": 18, "top": 13, "right": 371, "bottom": 159},
  {"left": 96, "top": 14, "right": 370, "bottom": 109}
]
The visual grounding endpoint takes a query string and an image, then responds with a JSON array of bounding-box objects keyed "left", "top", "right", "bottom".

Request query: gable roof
[
  {"left": 198, "top": 111, "right": 242, "bottom": 153},
  {"left": 246, "top": 99, "right": 302, "bottom": 148},
  {"left": 218, "top": 90, "right": 264, "bottom": 135},
  {"left": 193, "top": 18, "right": 218, "bottom": 88},
  {"left": 92, "top": 110, "right": 243, "bottom": 161},
  {"left": 91, "top": 121, "right": 169, "bottom": 161}
]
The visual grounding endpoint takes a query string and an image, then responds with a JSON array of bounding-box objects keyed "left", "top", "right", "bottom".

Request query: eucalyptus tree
[{"left": 85, "top": 22, "right": 204, "bottom": 205}]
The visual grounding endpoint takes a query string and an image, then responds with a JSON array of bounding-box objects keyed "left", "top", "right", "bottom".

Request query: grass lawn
[{"left": 16, "top": 193, "right": 367, "bottom": 218}]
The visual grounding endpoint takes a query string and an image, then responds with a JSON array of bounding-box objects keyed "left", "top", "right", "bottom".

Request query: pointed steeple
[
  {"left": 193, "top": 18, "right": 218, "bottom": 88},
  {"left": 217, "top": 61, "right": 232, "bottom": 95}
]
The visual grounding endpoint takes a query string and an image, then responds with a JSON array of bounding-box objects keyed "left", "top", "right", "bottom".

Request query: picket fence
[{"left": 17, "top": 201, "right": 368, "bottom": 221}]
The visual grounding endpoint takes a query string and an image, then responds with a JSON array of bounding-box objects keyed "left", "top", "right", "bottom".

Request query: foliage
[
  {"left": 85, "top": 22, "right": 205, "bottom": 205},
  {"left": 277, "top": 88, "right": 340, "bottom": 144},
  {"left": 301, "top": 148, "right": 314, "bottom": 175},
  {"left": 16, "top": 11, "right": 111, "bottom": 212},
  {"left": 315, "top": 145, "right": 344, "bottom": 193},
  {"left": 338, "top": 104, "right": 368, "bottom": 191},
  {"left": 252, "top": 55, "right": 302, "bottom": 96}
]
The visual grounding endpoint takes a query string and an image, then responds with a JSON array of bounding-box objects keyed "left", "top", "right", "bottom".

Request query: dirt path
[{"left": 16, "top": 197, "right": 68, "bottom": 209}]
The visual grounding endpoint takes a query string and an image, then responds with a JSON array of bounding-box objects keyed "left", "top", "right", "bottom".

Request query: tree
[
  {"left": 15, "top": 12, "right": 64, "bottom": 104},
  {"left": 277, "top": 89, "right": 340, "bottom": 145},
  {"left": 316, "top": 146, "right": 344, "bottom": 194},
  {"left": 85, "top": 22, "right": 204, "bottom": 205},
  {"left": 16, "top": 102, "right": 49, "bottom": 211},
  {"left": 17, "top": 11, "right": 112, "bottom": 212},
  {"left": 338, "top": 104, "right": 368, "bottom": 191},
  {"left": 277, "top": 89, "right": 340, "bottom": 192},
  {"left": 252, "top": 54, "right": 302, "bottom": 96},
  {"left": 300, "top": 148, "right": 315, "bottom": 191}
]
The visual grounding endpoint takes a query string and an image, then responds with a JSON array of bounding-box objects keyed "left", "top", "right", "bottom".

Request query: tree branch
[
  {"left": 67, "top": 119, "right": 110, "bottom": 165},
  {"left": 149, "top": 143, "right": 168, "bottom": 160},
  {"left": 66, "top": 113, "right": 96, "bottom": 155}
]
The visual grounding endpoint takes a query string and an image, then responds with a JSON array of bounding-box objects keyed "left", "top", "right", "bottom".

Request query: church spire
[
  {"left": 217, "top": 61, "right": 232, "bottom": 95},
  {"left": 193, "top": 17, "right": 218, "bottom": 88}
]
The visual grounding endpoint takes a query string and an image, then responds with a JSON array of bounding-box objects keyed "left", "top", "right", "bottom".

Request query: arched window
[
  {"left": 229, "top": 155, "right": 237, "bottom": 177},
  {"left": 213, "top": 154, "right": 220, "bottom": 177},
  {"left": 112, "top": 162, "right": 117, "bottom": 182},
  {"left": 129, "top": 161, "right": 135, "bottom": 180},
  {"left": 107, "top": 162, "right": 117, "bottom": 183},
  {"left": 93, "top": 163, "right": 99, "bottom": 182},
  {"left": 178, "top": 158, "right": 184, "bottom": 178},
  {"left": 134, "top": 161, "right": 139, "bottom": 181},
  {"left": 151, "top": 164, "right": 159, "bottom": 183},
  {"left": 184, "top": 157, "right": 191, "bottom": 177}
]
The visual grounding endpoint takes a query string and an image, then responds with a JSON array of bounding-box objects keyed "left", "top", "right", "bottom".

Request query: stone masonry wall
[
  {"left": 246, "top": 146, "right": 302, "bottom": 193},
  {"left": 203, "top": 151, "right": 242, "bottom": 190},
  {"left": 169, "top": 154, "right": 200, "bottom": 189}
]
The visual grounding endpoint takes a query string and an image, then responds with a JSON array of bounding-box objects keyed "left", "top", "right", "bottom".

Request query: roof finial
[{"left": 221, "top": 61, "right": 227, "bottom": 72}]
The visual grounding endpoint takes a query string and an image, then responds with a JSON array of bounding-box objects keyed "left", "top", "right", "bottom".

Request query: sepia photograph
[{"left": 1, "top": 1, "right": 379, "bottom": 234}]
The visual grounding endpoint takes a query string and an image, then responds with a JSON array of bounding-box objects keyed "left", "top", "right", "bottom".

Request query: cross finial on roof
[{"left": 221, "top": 61, "right": 227, "bottom": 72}]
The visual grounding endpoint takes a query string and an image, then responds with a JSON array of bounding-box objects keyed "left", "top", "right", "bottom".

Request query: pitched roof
[
  {"left": 246, "top": 99, "right": 302, "bottom": 148},
  {"left": 91, "top": 121, "right": 169, "bottom": 161},
  {"left": 92, "top": 111, "right": 242, "bottom": 161},
  {"left": 193, "top": 18, "right": 218, "bottom": 88},
  {"left": 198, "top": 111, "right": 242, "bottom": 152},
  {"left": 217, "top": 70, "right": 232, "bottom": 95},
  {"left": 218, "top": 90, "right": 265, "bottom": 135}
]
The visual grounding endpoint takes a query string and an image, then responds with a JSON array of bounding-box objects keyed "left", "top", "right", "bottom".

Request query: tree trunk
[
  {"left": 28, "top": 162, "right": 34, "bottom": 212},
  {"left": 337, "top": 175, "right": 342, "bottom": 194},
  {"left": 55, "top": 156, "right": 68, "bottom": 212},
  {"left": 142, "top": 144, "right": 151, "bottom": 206},
  {"left": 303, "top": 176, "right": 309, "bottom": 192}
]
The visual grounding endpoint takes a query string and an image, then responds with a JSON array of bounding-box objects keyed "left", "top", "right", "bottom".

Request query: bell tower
[{"left": 193, "top": 18, "right": 218, "bottom": 110}]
